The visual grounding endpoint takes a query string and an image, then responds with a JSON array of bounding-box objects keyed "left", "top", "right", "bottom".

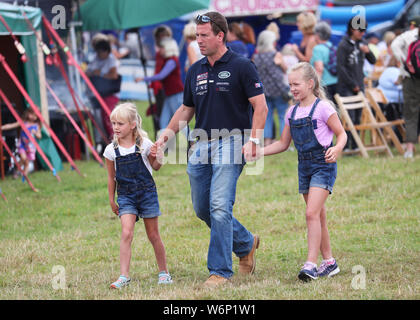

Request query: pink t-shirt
[{"left": 285, "top": 100, "right": 337, "bottom": 148}]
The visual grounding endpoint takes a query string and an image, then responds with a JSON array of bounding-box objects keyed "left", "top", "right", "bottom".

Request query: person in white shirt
[{"left": 391, "top": 16, "right": 420, "bottom": 158}]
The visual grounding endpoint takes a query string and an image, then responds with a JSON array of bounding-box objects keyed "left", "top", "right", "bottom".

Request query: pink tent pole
[
  {"left": 42, "top": 16, "right": 111, "bottom": 117},
  {"left": 54, "top": 52, "right": 94, "bottom": 145},
  {"left": 20, "top": 8, "right": 95, "bottom": 148},
  {"left": 0, "top": 14, "right": 27, "bottom": 63},
  {"left": 0, "top": 54, "right": 81, "bottom": 178},
  {"left": 0, "top": 88, "right": 60, "bottom": 182},
  {"left": 74, "top": 87, "right": 109, "bottom": 144},
  {"left": 45, "top": 81, "right": 104, "bottom": 166}
]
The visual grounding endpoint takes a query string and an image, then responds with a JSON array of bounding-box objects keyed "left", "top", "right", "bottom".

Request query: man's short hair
[{"left": 196, "top": 11, "right": 228, "bottom": 43}]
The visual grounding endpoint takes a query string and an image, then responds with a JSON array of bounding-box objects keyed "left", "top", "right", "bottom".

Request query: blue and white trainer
[
  {"left": 317, "top": 259, "right": 340, "bottom": 278},
  {"left": 158, "top": 271, "right": 173, "bottom": 284},
  {"left": 298, "top": 262, "right": 318, "bottom": 282},
  {"left": 110, "top": 275, "right": 131, "bottom": 289}
]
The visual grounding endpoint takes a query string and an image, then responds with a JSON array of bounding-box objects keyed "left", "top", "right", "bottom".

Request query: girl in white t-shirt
[{"left": 104, "top": 102, "right": 172, "bottom": 288}]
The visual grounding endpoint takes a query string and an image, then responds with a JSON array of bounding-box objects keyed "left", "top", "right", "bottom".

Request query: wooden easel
[
  {"left": 365, "top": 88, "right": 405, "bottom": 155},
  {"left": 334, "top": 92, "right": 394, "bottom": 158}
]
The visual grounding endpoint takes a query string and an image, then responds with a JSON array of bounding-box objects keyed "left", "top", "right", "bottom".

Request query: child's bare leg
[
  {"left": 320, "top": 205, "right": 333, "bottom": 260},
  {"left": 19, "top": 151, "right": 27, "bottom": 176},
  {"left": 303, "top": 187, "right": 330, "bottom": 264},
  {"left": 119, "top": 214, "right": 137, "bottom": 277},
  {"left": 23, "top": 158, "right": 30, "bottom": 176},
  {"left": 143, "top": 217, "right": 167, "bottom": 273}
]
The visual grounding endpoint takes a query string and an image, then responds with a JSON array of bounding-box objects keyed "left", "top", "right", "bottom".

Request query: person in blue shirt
[
  {"left": 155, "top": 11, "right": 268, "bottom": 288},
  {"left": 242, "top": 22, "right": 256, "bottom": 59},
  {"left": 377, "top": 56, "right": 403, "bottom": 104},
  {"left": 227, "top": 22, "right": 248, "bottom": 58},
  {"left": 310, "top": 21, "right": 337, "bottom": 101}
]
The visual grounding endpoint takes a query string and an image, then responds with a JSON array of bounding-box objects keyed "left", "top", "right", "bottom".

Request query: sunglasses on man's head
[{"left": 196, "top": 14, "right": 225, "bottom": 33}]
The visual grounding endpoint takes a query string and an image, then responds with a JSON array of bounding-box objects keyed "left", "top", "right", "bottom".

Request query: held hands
[
  {"left": 242, "top": 141, "right": 261, "bottom": 162},
  {"left": 150, "top": 140, "right": 164, "bottom": 164},
  {"left": 135, "top": 76, "right": 143, "bottom": 83}
]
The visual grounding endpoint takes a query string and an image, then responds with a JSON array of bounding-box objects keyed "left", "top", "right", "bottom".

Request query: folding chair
[
  {"left": 334, "top": 92, "right": 394, "bottom": 158},
  {"left": 365, "top": 88, "right": 405, "bottom": 155}
]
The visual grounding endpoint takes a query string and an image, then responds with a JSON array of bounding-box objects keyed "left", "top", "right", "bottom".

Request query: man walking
[
  {"left": 336, "top": 17, "right": 376, "bottom": 150},
  {"left": 391, "top": 16, "right": 420, "bottom": 158},
  {"left": 155, "top": 11, "right": 267, "bottom": 288}
]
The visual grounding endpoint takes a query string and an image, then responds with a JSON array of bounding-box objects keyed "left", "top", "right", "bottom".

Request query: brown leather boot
[
  {"left": 202, "top": 274, "right": 230, "bottom": 288},
  {"left": 239, "top": 235, "right": 260, "bottom": 275}
]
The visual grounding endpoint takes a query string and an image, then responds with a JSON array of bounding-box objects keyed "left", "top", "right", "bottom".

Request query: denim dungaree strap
[
  {"left": 289, "top": 98, "right": 332, "bottom": 161},
  {"left": 114, "top": 144, "right": 156, "bottom": 195}
]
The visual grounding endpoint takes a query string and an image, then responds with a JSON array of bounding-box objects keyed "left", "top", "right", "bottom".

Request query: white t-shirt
[
  {"left": 103, "top": 138, "right": 153, "bottom": 175},
  {"left": 87, "top": 53, "right": 119, "bottom": 77}
]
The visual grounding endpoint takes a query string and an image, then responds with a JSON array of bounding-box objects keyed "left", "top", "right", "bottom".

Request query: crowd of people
[
  {"left": 101, "top": 11, "right": 419, "bottom": 289},
  {"left": 2, "top": 8, "right": 419, "bottom": 289},
  {"left": 81, "top": 11, "right": 419, "bottom": 159},
  {"left": 219, "top": 12, "right": 420, "bottom": 157}
]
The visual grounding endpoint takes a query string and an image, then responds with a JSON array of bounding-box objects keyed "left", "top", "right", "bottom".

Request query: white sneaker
[
  {"left": 110, "top": 275, "right": 131, "bottom": 289},
  {"left": 158, "top": 271, "right": 173, "bottom": 284},
  {"left": 404, "top": 150, "right": 413, "bottom": 159}
]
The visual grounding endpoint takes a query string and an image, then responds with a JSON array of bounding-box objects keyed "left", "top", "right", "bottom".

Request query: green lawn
[{"left": 0, "top": 101, "right": 419, "bottom": 299}]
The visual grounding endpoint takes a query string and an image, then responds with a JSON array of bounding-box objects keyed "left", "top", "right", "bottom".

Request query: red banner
[{"left": 211, "top": 0, "right": 318, "bottom": 17}]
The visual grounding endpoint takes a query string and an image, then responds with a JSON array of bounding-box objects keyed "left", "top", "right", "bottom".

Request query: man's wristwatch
[{"left": 249, "top": 137, "right": 261, "bottom": 146}]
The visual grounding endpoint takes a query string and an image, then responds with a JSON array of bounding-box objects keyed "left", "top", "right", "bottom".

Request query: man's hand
[
  {"left": 155, "top": 137, "right": 166, "bottom": 152},
  {"left": 151, "top": 142, "right": 164, "bottom": 164},
  {"left": 242, "top": 141, "right": 261, "bottom": 162}
]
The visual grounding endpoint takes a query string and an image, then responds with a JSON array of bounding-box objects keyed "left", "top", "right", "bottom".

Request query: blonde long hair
[
  {"left": 289, "top": 62, "right": 334, "bottom": 106},
  {"left": 110, "top": 102, "right": 148, "bottom": 149}
]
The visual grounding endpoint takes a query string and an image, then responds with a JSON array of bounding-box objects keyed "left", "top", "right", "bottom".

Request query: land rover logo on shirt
[{"left": 218, "top": 71, "right": 231, "bottom": 79}]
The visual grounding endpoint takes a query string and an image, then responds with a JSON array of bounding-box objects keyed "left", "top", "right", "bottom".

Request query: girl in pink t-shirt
[{"left": 262, "top": 62, "right": 347, "bottom": 282}]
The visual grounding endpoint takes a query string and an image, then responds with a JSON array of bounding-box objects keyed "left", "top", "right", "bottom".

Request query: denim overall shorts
[
  {"left": 289, "top": 98, "right": 337, "bottom": 194},
  {"left": 114, "top": 144, "right": 161, "bottom": 221}
]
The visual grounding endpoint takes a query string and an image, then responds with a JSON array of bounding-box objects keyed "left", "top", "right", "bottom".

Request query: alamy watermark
[
  {"left": 351, "top": 5, "right": 367, "bottom": 30},
  {"left": 157, "top": 127, "right": 265, "bottom": 175},
  {"left": 51, "top": 265, "right": 66, "bottom": 290},
  {"left": 351, "top": 265, "right": 366, "bottom": 290},
  {"left": 51, "top": 5, "right": 66, "bottom": 30}
]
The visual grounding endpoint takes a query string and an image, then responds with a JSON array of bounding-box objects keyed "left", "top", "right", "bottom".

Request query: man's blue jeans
[{"left": 186, "top": 135, "right": 254, "bottom": 278}]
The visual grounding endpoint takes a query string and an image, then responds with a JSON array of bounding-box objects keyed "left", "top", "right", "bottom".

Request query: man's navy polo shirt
[{"left": 183, "top": 48, "right": 264, "bottom": 137}]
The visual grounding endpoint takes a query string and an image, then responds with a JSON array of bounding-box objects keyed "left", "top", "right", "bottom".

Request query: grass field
[{"left": 0, "top": 101, "right": 419, "bottom": 300}]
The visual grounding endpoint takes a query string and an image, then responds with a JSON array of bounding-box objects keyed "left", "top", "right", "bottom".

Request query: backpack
[
  {"left": 406, "top": 38, "right": 420, "bottom": 78},
  {"left": 320, "top": 42, "right": 337, "bottom": 76}
]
